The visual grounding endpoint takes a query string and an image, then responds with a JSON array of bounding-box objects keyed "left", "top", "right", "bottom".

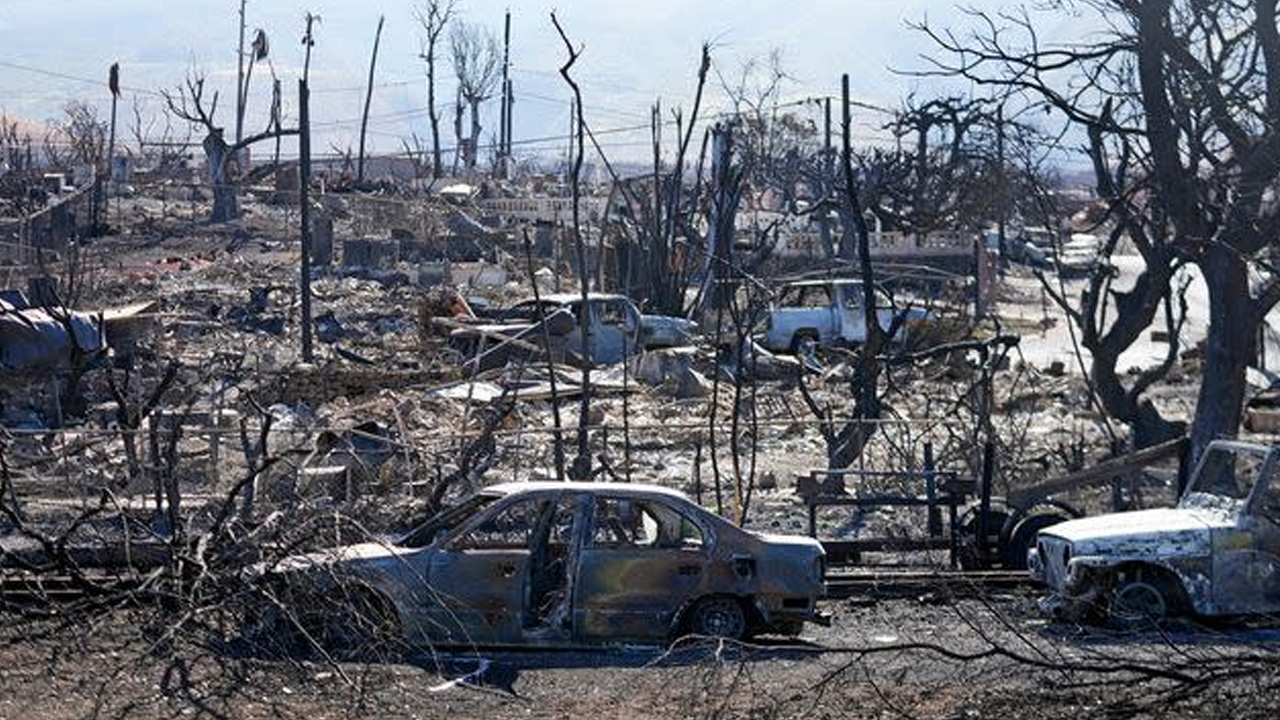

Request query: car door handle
[
  {"left": 677, "top": 564, "right": 701, "bottom": 576},
  {"left": 500, "top": 562, "right": 517, "bottom": 577}
]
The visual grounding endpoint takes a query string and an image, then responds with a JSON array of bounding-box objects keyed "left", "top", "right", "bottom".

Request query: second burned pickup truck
[
  {"left": 1030, "top": 440, "right": 1280, "bottom": 624},
  {"left": 760, "top": 278, "right": 929, "bottom": 354}
]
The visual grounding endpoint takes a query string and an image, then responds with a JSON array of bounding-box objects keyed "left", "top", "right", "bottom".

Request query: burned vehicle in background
[
  {"left": 253, "top": 482, "right": 827, "bottom": 650},
  {"left": 760, "top": 278, "right": 929, "bottom": 354},
  {"left": 440, "top": 293, "right": 697, "bottom": 370},
  {"left": 1029, "top": 440, "right": 1280, "bottom": 624}
]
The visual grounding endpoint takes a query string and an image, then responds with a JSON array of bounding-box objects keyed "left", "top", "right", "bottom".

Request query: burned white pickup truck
[
  {"left": 1029, "top": 440, "right": 1280, "bottom": 624},
  {"left": 760, "top": 278, "right": 928, "bottom": 354}
]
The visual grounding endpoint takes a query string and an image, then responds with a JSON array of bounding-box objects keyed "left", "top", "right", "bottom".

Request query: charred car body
[
  {"left": 760, "top": 278, "right": 928, "bottom": 354},
  {"left": 1029, "top": 440, "right": 1280, "bottom": 623},
  {"left": 255, "top": 482, "right": 827, "bottom": 649},
  {"left": 442, "top": 293, "right": 696, "bottom": 369}
]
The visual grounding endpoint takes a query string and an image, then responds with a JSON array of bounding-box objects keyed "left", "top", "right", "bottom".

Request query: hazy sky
[{"left": 0, "top": 1, "right": 1102, "bottom": 164}]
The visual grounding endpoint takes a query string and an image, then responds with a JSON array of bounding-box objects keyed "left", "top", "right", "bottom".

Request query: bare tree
[
  {"left": 43, "top": 101, "right": 107, "bottom": 170},
  {"left": 413, "top": 0, "right": 458, "bottom": 179},
  {"left": 601, "top": 44, "right": 713, "bottom": 316},
  {"left": 875, "top": 96, "right": 1002, "bottom": 241},
  {"left": 0, "top": 116, "right": 36, "bottom": 187},
  {"left": 717, "top": 50, "right": 799, "bottom": 207},
  {"left": 163, "top": 70, "right": 297, "bottom": 222},
  {"left": 449, "top": 20, "right": 500, "bottom": 170},
  {"left": 918, "top": 0, "right": 1280, "bottom": 461}
]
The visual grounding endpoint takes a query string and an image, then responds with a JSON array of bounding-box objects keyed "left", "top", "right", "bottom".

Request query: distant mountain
[{"left": 0, "top": 113, "right": 51, "bottom": 141}]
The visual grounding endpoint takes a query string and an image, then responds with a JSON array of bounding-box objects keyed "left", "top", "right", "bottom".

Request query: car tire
[
  {"left": 687, "top": 596, "right": 748, "bottom": 640},
  {"left": 789, "top": 330, "right": 819, "bottom": 356},
  {"left": 956, "top": 504, "right": 1011, "bottom": 571},
  {"left": 1107, "top": 568, "right": 1185, "bottom": 628},
  {"left": 309, "top": 587, "right": 402, "bottom": 659}
]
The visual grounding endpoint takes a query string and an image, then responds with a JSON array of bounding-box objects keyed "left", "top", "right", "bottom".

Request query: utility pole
[
  {"left": 299, "top": 15, "right": 317, "bottom": 364},
  {"left": 105, "top": 62, "right": 119, "bottom": 231},
  {"left": 356, "top": 15, "right": 384, "bottom": 185},
  {"left": 234, "top": 0, "right": 247, "bottom": 147},
  {"left": 819, "top": 96, "right": 833, "bottom": 259},
  {"left": 995, "top": 102, "right": 1007, "bottom": 263},
  {"left": 498, "top": 9, "right": 511, "bottom": 178},
  {"left": 505, "top": 77, "right": 514, "bottom": 171}
]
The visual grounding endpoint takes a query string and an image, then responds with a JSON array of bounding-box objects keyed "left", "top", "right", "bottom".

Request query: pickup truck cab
[{"left": 760, "top": 279, "right": 927, "bottom": 353}]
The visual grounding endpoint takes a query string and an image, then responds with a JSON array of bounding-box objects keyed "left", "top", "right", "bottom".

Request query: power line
[
  {"left": 310, "top": 78, "right": 421, "bottom": 95},
  {"left": 0, "top": 58, "right": 163, "bottom": 97}
]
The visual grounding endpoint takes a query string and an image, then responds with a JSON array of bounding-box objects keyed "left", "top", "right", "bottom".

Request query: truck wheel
[
  {"left": 687, "top": 596, "right": 748, "bottom": 640},
  {"left": 1108, "top": 568, "right": 1185, "bottom": 627},
  {"left": 789, "top": 330, "right": 819, "bottom": 355}
]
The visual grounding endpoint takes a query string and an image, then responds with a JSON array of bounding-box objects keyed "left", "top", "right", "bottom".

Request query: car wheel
[
  {"left": 313, "top": 588, "right": 402, "bottom": 659},
  {"left": 789, "top": 331, "right": 819, "bottom": 356},
  {"left": 688, "top": 596, "right": 748, "bottom": 640},
  {"left": 1108, "top": 570, "right": 1182, "bottom": 627}
]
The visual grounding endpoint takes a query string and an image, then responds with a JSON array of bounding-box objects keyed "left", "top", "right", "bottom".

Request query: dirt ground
[{"left": 2, "top": 589, "right": 1278, "bottom": 720}]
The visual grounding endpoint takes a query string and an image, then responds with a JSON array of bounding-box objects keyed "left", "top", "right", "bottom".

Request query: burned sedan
[
  {"left": 255, "top": 482, "right": 827, "bottom": 650},
  {"left": 1029, "top": 440, "right": 1280, "bottom": 624}
]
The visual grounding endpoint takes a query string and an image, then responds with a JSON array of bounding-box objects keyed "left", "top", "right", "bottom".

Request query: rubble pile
[{"left": 0, "top": 178, "right": 1208, "bottom": 562}]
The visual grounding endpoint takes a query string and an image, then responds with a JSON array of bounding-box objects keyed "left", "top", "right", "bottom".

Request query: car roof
[
  {"left": 781, "top": 278, "right": 893, "bottom": 290},
  {"left": 483, "top": 480, "right": 693, "bottom": 502},
  {"left": 784, "top": 278, "right": 864, "bottom": 287}
]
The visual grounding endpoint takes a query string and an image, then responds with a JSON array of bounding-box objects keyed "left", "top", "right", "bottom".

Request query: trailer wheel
[
  {"left": 956, "top": 504, "right": 1010, "bottom": 571},
  {"left": 1001, "top": 512, "right": 1072, "bottom": 570}
]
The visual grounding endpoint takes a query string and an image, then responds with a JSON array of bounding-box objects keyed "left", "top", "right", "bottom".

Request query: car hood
[
  {"left": 1041, "top": 507, "right": 1232, "bottom": 557},
  {"left": 640, "top": 314, "right": 697, "bottom": 331},
  {"left": 269, "top": 541, "right": 405, "bottom": 573},
  {"left": 451, "top": 322, "right": 537, "bottom": 336},
  {"left": 748, "top": 531, "right": 825, "bottom": 553}
]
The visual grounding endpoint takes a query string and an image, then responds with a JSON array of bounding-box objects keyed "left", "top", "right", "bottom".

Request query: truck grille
[{"left": 1037, "top": 536, "right": 1070, "bottom": 589}]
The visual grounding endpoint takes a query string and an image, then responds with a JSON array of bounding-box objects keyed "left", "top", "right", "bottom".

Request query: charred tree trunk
[
  {"left": 202, "top": 130, "right": 239, "bottom": 223},
  {"left": 356, "top": 15, "right": 385, "bottom": 185},
  {"left": 700, "top": 124, "right": 743, "bottom": 317},
  {"left": 428, "top": 52, "right": 442, "bottom": 177},
  {"left": 1190, "top": 243, "right": 1254, "bottom": 463},
  {"left": 467, "top": 98, "right": 482, "bottom": 170},
  {"left": 452, "top": 90, "right": 465, "bottom": 175}
]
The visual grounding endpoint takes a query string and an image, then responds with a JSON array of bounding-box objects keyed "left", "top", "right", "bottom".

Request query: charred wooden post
[
  {"left": 298, "top": 14, "right": 317, "bottom": 364},
  {"left": 356, "top": 15, "right": 384, "bottom": 185}
]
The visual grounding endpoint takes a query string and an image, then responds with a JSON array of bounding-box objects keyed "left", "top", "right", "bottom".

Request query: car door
[
  {"left": 423, "top": 494, "right": 546, "bottom": 644},
  {"left": 574, "top": 495, "right": 710, "bottom": 642},
  {"left": 835, "top": 284, "right": 866, "bottom": 343},
  {"left": 590, "top": 299, "right": 633, "bottom": 364},
  {"left": 873, "top": 286, "right": 899, "bottom": 338}
]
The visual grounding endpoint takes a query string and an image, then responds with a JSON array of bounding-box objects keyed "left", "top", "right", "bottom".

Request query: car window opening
[{"left": 397, "top": 493, "right": 499, "bottom": 548}]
